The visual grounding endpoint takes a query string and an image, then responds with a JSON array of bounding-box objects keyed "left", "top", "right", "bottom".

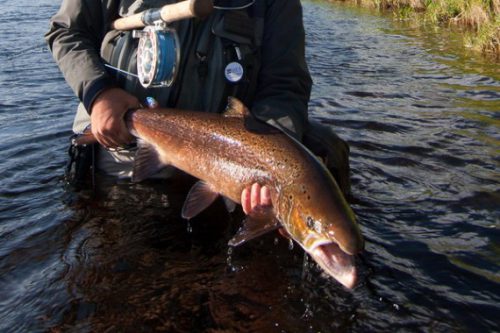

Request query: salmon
[{"left": 76, "top": 98, "right": 364, "bottom": 288}]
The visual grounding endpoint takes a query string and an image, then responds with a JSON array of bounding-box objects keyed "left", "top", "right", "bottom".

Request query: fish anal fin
[
  {"left": 181, "top": 181, "right": 219, "bottom": 219},
  {"left": 228, "top": 206, "right": 280, "bottom": 247},
  {"left": 132, "top": 140, "right": 167, "bottom": 182}
]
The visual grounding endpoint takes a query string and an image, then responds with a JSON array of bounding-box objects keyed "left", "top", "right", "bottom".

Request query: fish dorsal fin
[
  {"left": 223, "top": 97, "right": 250, "bottom": 118},
  {"left": 181, "top": 181, "right": 219, "bottom": 219},
  {"left": 224, "top": 97, "right": 281, "bottom": 135},
  {"left": 132, "top": 140, "right": 167, "bottom": 182},
  {"left": 228, "top": 206, "right": 280, "bottom": 247}
]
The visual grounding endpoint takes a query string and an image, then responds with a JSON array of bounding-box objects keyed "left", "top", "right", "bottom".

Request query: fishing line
[{"left": 104, "top": 63, "right": 139, "bottom": 78}]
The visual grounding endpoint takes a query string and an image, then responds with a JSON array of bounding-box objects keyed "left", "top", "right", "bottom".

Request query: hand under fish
[{"left": 74, "top": 98, "right": 364, "bottom": 289}]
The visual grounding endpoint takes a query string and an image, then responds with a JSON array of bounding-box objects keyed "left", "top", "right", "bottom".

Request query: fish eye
[{"left": 306, "top": 216, "right": 322, "bottom": 234}]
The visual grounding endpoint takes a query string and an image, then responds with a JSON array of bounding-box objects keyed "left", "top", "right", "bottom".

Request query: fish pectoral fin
[
  {"left": 132, "top": 140, "right": 168, "bottom": 183},
  {"left": 228, "top": 207, "right": 280, "bottom": 247},
  {"left": 181, "top": 181, "right": 219, "bottom": 219},
  {"left": 223, "top": 196, "right": 237, "bottom": 213}
]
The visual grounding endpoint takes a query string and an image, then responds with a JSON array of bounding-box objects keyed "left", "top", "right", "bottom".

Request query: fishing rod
[{"left": 112, "top": 0, "right": 214, "bottom": 30}]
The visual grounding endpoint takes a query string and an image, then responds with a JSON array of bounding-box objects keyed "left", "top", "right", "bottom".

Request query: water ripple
[{"left": 0, "top": 0, "right": 498, "bottom": 332}]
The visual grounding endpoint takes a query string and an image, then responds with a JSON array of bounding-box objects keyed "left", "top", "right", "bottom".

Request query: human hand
[
  {"left": 241, "top": 183, "right": 272, "bottom": 215},
  {"left": 90, "top": 88, "right": 140, "bottom": 148}
]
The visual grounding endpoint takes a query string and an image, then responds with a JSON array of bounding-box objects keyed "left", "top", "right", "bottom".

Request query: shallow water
[{"left": 0, "top": 0, "right": 499, "bottom": 332}]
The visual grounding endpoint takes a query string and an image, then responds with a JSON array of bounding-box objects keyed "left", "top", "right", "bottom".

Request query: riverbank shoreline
[{"left": 329, "top": 0, "right": 499, "bottom": 57}]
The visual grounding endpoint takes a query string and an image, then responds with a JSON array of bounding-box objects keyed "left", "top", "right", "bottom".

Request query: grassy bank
[{"left": 332, "top": 0, "right": 499, "bottom": 56}]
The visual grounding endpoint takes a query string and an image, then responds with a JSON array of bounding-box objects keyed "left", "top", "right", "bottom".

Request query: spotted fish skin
[{"left": 78, "top": 98, "right": 364, "bottom": 288}]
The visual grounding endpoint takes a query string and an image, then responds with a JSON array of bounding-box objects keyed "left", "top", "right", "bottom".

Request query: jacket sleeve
[
  {"left": 45, "top": 0, "right": 118, "bottom": 112},
  {"left": 251, "top": 0, "right": 312, "bottom": 140}
]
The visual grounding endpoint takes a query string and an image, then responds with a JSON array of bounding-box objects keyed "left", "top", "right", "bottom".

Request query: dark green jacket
[{"left": 45, "top": 0, "right": 312, "bottom": 139}]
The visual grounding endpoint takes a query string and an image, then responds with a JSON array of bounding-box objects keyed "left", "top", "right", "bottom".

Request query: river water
[{"left": 0, "top": 0, "right": 498, "bottom": 332}]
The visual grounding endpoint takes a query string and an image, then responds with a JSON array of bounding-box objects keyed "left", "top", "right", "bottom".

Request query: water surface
[{"left": 0, "top": 0, "right": 498, "bottom": 332}]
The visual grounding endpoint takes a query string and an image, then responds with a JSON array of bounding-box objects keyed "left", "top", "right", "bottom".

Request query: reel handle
[{"left": 112, "top": 0, "right": 214, "bottom": 30}]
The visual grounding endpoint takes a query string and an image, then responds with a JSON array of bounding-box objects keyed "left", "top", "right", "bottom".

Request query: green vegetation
[{"left": 332, "top": 0, "right": 499, "bottom": 56}]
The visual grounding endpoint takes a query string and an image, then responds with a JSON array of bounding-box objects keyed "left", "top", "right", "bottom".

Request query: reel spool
[{"left": 133, "top": 24, "right": 180, "bottom": 88}]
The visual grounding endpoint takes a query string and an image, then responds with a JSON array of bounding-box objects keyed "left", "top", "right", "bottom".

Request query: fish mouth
[{"left": 308, "top": 240, "right": 357, "bottom": 289}]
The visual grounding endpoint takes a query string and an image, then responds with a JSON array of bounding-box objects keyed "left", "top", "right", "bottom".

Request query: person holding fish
[
  {"left": 46, "top": 0, "right": 350, "bottom": 206},
  {"left": 46, "top": 0, "right": 363, "bottom": 288}
]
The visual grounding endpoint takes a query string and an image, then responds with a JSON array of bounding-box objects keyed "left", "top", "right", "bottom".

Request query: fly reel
[{"left": 133, "top": 24, "right": 180, "bottom": 88}]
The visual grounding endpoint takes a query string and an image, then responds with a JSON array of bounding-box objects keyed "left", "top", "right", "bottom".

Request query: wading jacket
[{"left": 45, "top": 0, "right": 312, "bottom": 139}]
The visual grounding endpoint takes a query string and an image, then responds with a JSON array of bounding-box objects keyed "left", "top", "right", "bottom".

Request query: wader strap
[
  {"left": 223, "top": 10, "right": 254, "bottom": 41},
  {"left": 249, "top": 0, "right": 265, "bottom": 46},
  {"left": 190, "top": 18, "right": 218, "bottom": 111},
  {"left": 195, "top": 18, "right": 213, "bottom": 79}
]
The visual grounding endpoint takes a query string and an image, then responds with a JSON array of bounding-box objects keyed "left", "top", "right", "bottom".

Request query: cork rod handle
[{"left": 112, "top": 0, "right": 213, "bottom": 30}]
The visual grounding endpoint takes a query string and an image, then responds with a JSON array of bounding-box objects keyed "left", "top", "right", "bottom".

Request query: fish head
[{"left": 277, "top": 176, "right": 364, "bottom": 289}]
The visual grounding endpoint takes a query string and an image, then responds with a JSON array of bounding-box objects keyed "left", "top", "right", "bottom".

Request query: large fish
[{"left": 76, "top": 98, "right": 364, "bottom": 288}]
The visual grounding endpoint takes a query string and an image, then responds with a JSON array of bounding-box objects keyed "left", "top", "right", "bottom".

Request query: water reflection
[{"left": 51, "top": 177, "right": 354, "bottom": 332}]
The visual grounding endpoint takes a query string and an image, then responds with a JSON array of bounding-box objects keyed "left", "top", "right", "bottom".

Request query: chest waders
[
  {"left": 67, "top": 1, "right": 352, "bottom": 196},
  {"left": 66, "top": 3, "right": 263, "bottom": 188}
]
